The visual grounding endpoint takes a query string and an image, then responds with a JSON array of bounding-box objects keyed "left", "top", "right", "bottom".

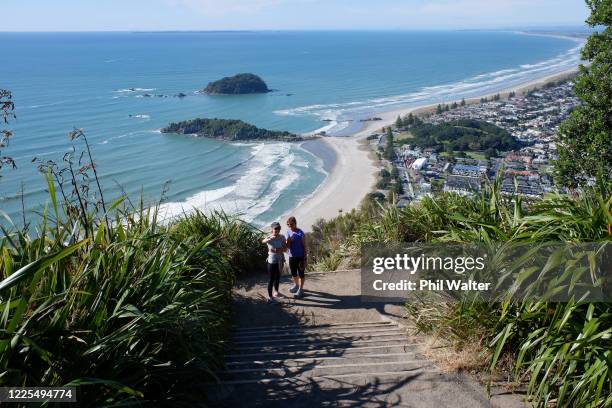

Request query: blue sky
[{"left": 3, "top": 0, "right": 589, "bottom": 31}]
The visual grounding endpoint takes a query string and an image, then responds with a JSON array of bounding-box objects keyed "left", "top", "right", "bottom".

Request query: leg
[
  {"left": 267, "top": 262, "right": 276, "bottom": 298},
  {"left": 298, "top": 258, "right": 306, "bottom": 290},
  {"left": 273, "top": 267, "right": 280, "bottom": 293},
  {"left": 289, "top": 257, "right": 300, "bottom": 292}
]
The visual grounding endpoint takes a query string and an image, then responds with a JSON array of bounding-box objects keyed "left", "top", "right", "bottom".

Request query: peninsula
[
  {"left": 202, "top": 73, "right": 270, "bottom": 94},
  {"left": 161, "top": 118, "right": 305, "bottom": 142}
]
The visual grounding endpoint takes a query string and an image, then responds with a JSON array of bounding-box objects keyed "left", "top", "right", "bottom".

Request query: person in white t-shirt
[{"left": 261, "top": 221, "right": 287, "bottom": 303}]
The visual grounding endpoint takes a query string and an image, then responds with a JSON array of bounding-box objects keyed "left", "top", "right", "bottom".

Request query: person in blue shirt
[{"left": 286, "top": 216, "right": 308, "bottom": 298}]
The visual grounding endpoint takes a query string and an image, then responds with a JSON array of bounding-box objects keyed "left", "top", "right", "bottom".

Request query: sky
[{"left": 2, "top": 0, "right": 589, "bottom": 32}]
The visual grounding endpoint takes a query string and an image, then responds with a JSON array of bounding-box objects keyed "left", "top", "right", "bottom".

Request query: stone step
[
  {"left": 225, "top": 342, "right": 420, "bottom": 362},
  {"left": 231, "top": 329, "right": 405, "bottom": 346},
  {"left": 232, "top": 320, "right": 392, "bottom": 334},
  {"left": 232, "top": 324, "right": 399, "bottom": 340},
  {"left": 230, "top": 335, "right": 410, "bottom": 353},
  {"left": 218, "top": 364, "right": 438, "bottom": 385},
  {"left": 206, "top": 371, "right": 495, "bottom": 408},
  {"left": 225, "top": 352, "right": 420, "bottom": 369}
]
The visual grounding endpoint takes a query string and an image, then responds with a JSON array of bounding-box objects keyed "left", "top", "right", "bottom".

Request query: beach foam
[{"left": 155, "top": 142, "right": 321, "bottom": 226}]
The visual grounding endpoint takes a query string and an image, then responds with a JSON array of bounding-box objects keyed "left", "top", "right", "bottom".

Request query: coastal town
[{"left": 370, "top": 78, "right": 581, "bottom": 205}]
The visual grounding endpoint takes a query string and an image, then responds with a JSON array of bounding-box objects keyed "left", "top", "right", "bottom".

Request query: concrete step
[
  {"left": 232, "top": 320, "right": 392, "bottom": 334},
  {"left": 231, "top": 329, "right": 406, "bottom": 346},
  {"left": 230, "top": 335, "right": 410, "bottom": 353},
  {"left": 232, "top": 324, "right": 400, "bottom": 340},
  {"left": 219, "top": 358, "right": 433, "bottom": 381},
  {"left": 206, "top": 371, "right": 494, "bottom": 408},
  {"left": 225, "top": 352, "right": 420, "bottom": 368},
  {"left": 225, "top": 342, "right": 420, "bottom": 362}
]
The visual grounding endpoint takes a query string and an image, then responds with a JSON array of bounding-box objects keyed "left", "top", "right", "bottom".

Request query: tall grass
[
  {"left": 0, "top": 134, "right": 264, "bottom": 406},
  {"left": 311, "top": 179, "right": 611, "bottom": 407}
]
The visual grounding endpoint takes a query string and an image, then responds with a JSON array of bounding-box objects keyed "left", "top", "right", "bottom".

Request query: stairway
[
  {"left": 213, "top": 270, "right": 524, "bottom": 407},
  {"left": 207, "top": 319, "right": 486, "bottom": 407}
]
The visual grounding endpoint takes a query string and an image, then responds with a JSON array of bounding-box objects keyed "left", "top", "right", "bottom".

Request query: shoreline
[
  {"left": 286, "top": 135, "right": 377, "bottom": 232},
  {"left": 288, "top": 66, "right": 580, "bottom": 231}
]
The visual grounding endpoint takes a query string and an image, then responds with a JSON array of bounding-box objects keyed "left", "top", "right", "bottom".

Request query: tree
[
  {"left": 386, "top": 126, "right": 393, "bottom": 139},
  {"left": 0, "top": 90, "right": 16, "bottom": 178},
  {"left": 394, "top": 181, "right": 404, "bottom": 195},
  {"left": 366, "top": 191, "right": 386, "bottom": 203},
  {"left": 555, "top": 0, "right": 612, "bottom": 187},
  {"left": 406, "top": 113, "right": 415, "bottom": 126},
  {"left": 484, "top": 147, "right": 498, "bottom": 160},
  {"left": 395, "top": 115, "right": 403, "bottom": 129},
  {"left": 384, "top": 127, "right": 395, "bottom": 161},
  {"left": 460, "top": 98, "right": 466, "bottom": 106},
  {"left": 436, "top": 104, "right": 443, "bottom": 114}
]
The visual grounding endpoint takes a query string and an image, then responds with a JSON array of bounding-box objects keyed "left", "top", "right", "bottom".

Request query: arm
[
  {"left": 303, "top": 235, "right": 309, "bottom": 265},
  {"left": 279, "top": 235, "right": 288, "bottom": 253}
]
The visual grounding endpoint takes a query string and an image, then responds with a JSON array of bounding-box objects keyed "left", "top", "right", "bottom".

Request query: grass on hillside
[{"left": 0, "top": 133, "right": 265, "bottom": 406}]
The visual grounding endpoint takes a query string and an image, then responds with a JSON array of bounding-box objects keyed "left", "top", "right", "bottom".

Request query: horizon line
[{"left": 0, "top": 24, "right": 590, "bottom": 34}]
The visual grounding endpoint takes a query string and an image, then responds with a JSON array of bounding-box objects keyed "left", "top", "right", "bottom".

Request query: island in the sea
[
  {"left": 202, "top": 73, "right": 270, "bottom": 94},
  {"left": 161, "top": 118, "right": 308, "bottom": 142}
]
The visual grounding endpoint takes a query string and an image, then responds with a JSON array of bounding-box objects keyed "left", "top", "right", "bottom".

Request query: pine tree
[
  {"left": 407, "top": 112, "right": 414, "bottom": 126},
  {"left": 395, "top": 115, "right": 403, "bottom": 129}
]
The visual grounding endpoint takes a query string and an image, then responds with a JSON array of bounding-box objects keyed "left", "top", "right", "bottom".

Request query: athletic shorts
[{"left": 289, "top": 256, "right": 305, "bottom": 278}]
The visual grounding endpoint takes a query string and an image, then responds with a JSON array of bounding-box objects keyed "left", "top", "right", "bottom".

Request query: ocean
[{"left": 0, "top": 31, "right": 582, "bottom": 227}]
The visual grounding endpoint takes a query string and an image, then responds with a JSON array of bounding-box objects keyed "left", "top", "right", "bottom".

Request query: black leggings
[{"left": 267, "top": 262, "right": 281, "bottom": 298}]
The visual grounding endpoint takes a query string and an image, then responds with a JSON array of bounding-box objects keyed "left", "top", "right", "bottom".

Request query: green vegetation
[
  {"left": 376, "top": 168, "right": 392, "bottom": 189},
  {"left": 161, "top": 118, "right": 303, "bottom": 142},
  {"left": 395, "top": 132, "right": 414, "bottom": 141},
  {"left": 401, "top": 119, "right": 520, "bottom": 153},
  {"left": 308, "top": 179, "right": 611, "bottom": 407},
  {"left": 203, "top": 73, "right": 270, "bottom": 94},
  {"left": 0, "top": 90, "right": 16, "bottom": 177},
  {"left": 0, "top": 132, "right": 265, "bottom": 405},
  {"left": 395, "top": 113, "right": 424, "bottom": 130},
  {"left": 465, "top": 151, "right": 487, "bottom": 161},
  {"left": 383, "top": 127, "right": 395, "bottom": 161},
  {"left": 555, "top": 1, "right": 612, "bottom": 187}
]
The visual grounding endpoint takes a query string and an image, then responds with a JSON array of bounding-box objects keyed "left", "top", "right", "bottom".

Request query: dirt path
[{"left": 209, "top": 269, "right": 525, "bottom": 407}]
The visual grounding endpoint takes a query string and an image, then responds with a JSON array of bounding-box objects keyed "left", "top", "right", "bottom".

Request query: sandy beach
[
  {"left": 288, "top": 67, "right": 579, "bottom": 231},
  {"left": 289, "top": 135, "right": 378, "bottom": 231}
]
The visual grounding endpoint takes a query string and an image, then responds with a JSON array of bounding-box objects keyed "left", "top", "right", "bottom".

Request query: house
[{"left": 411, "top": 157, "right": 428, "bottom": 171}]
